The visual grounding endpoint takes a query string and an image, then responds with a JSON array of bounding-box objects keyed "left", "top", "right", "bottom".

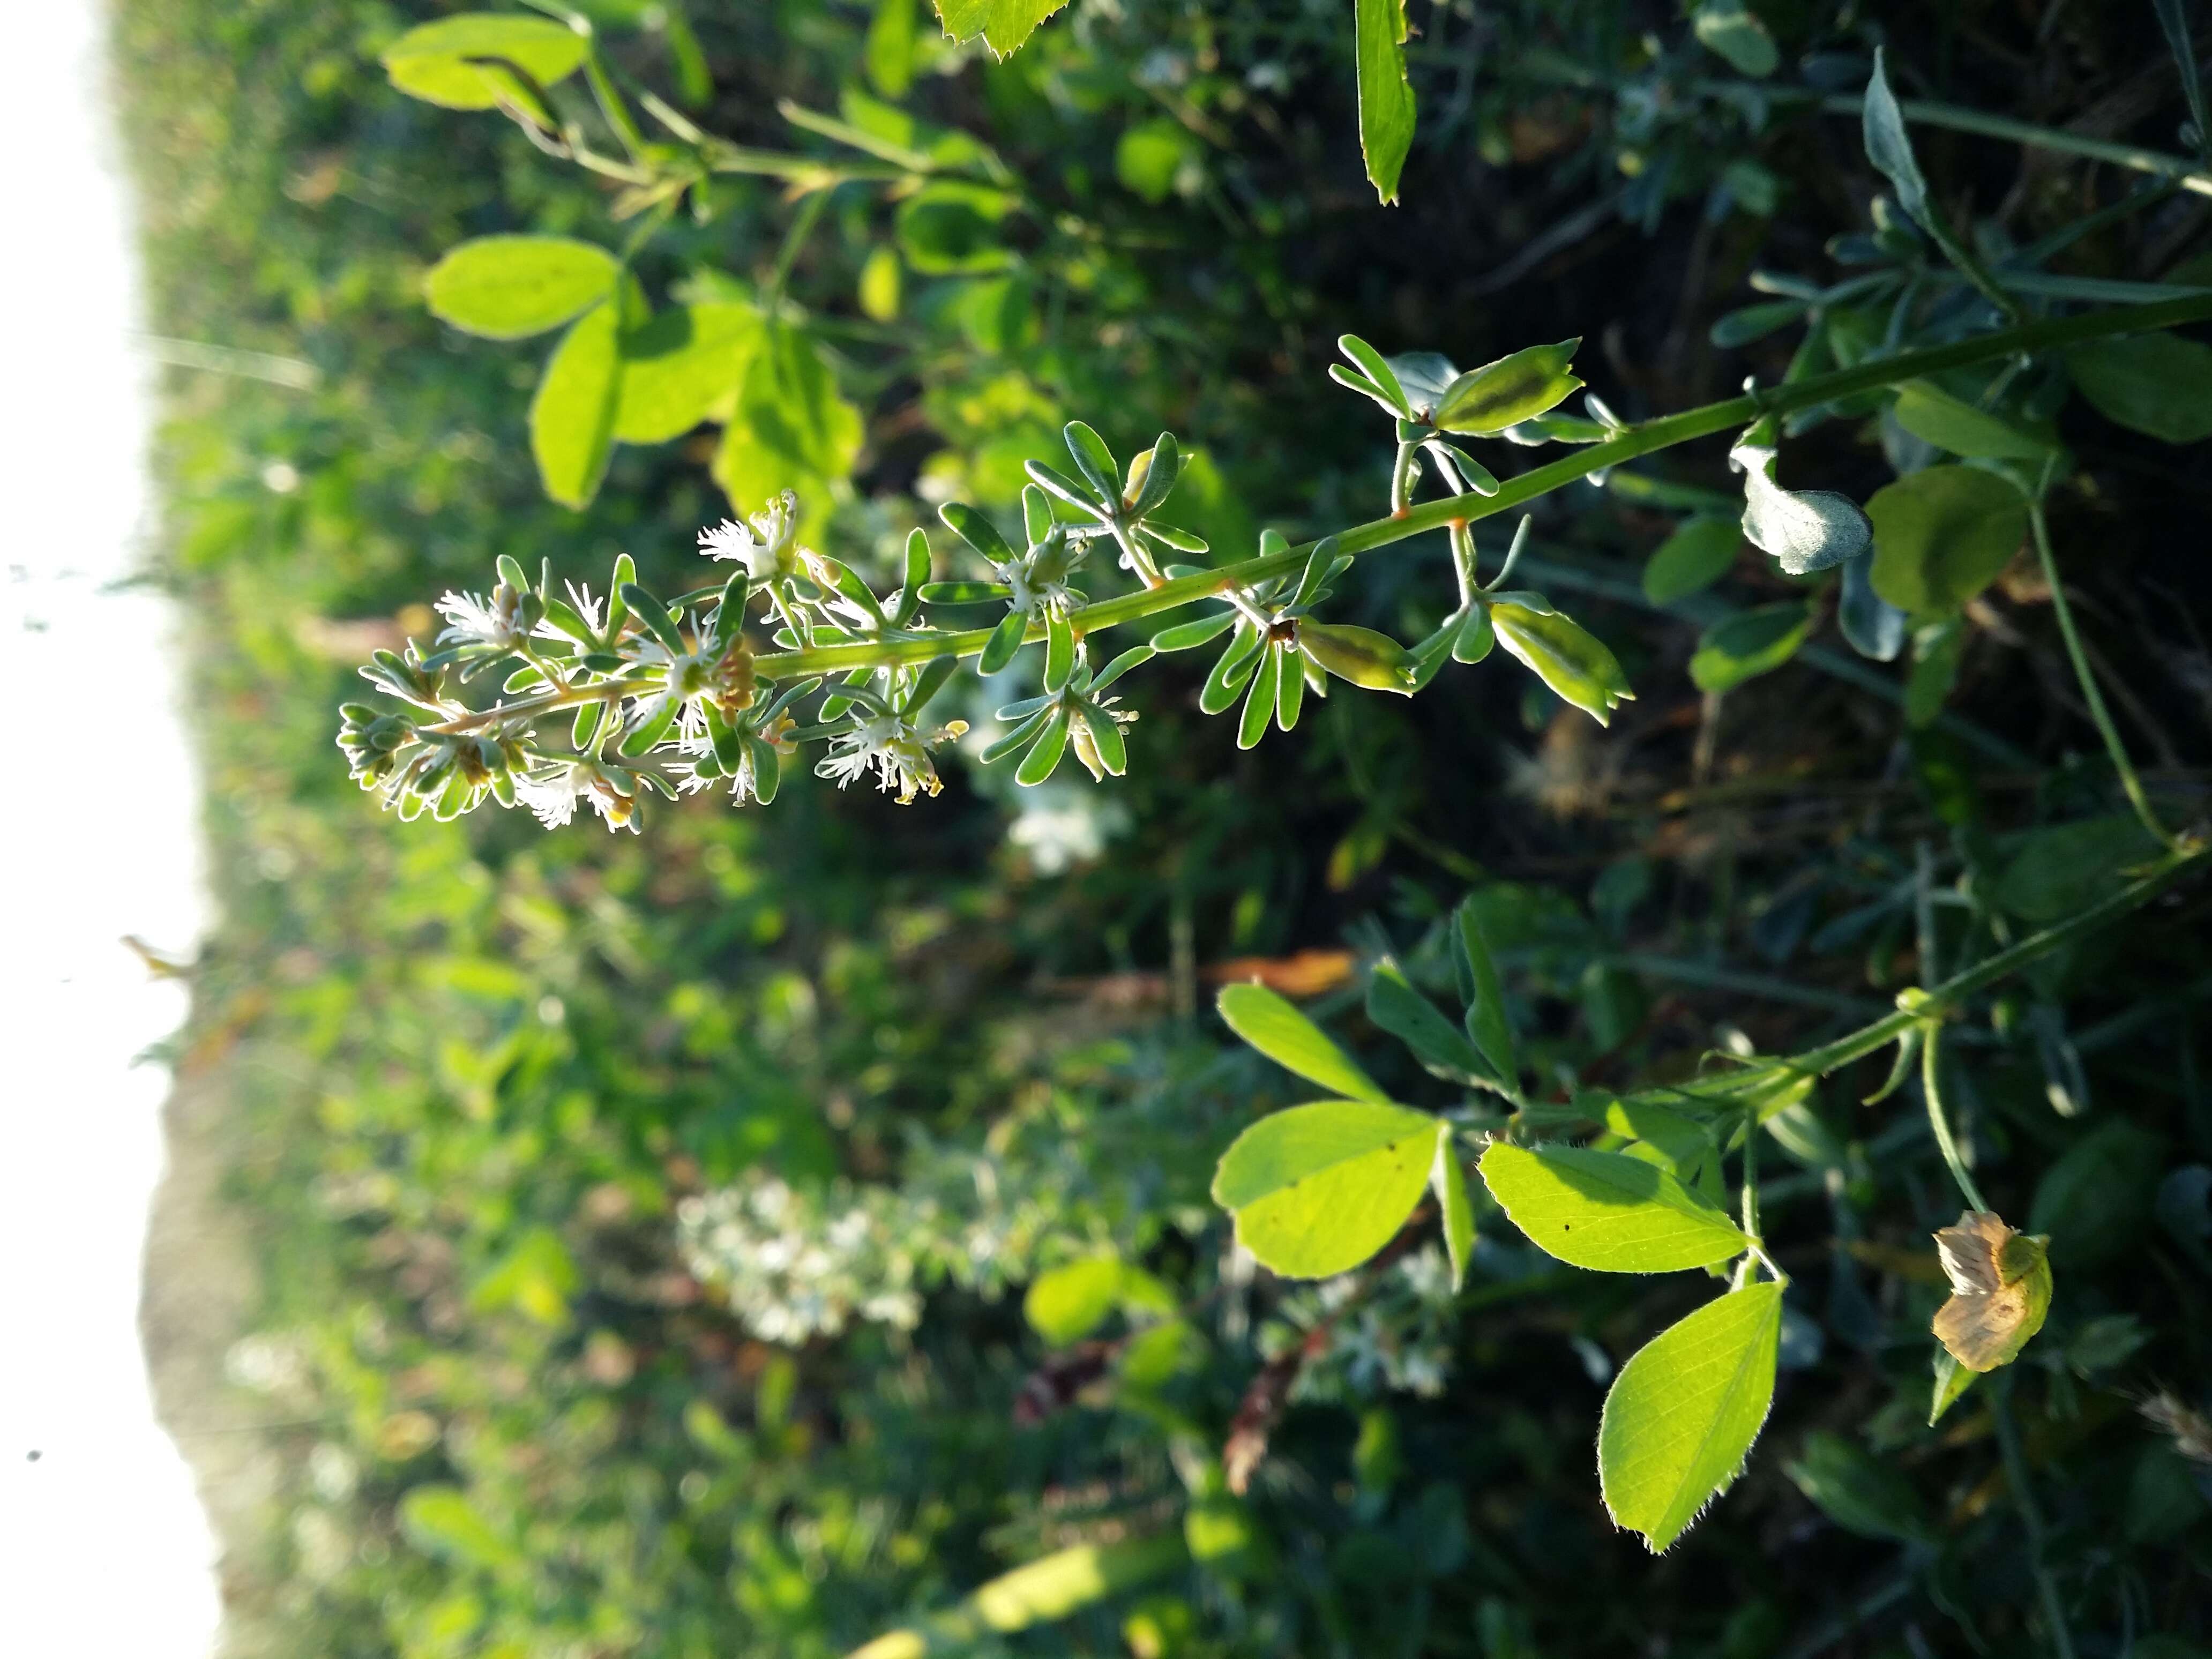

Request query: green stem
[
  {"left": 754, "top": 295, "right": 2212, "bottom": 679},
  {"left": 2026, "top": 495, "right": 2177, "bottom": 849},
  {"left": 1786, "top": 845, "right": 2207, "bottom": 1080},
  {"left": 763, "top": 189, "right": 832, "bottom": 314},
  {"left": 1919, "top": 1025, "right": 1991, "bottom": 1214}
]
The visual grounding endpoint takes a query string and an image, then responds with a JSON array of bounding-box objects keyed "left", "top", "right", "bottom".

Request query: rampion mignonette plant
[{"left": 347, "top": 12, "right": 2212, "bottom": 1567}]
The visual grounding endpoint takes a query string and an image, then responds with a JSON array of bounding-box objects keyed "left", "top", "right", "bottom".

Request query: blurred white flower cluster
[{"left": 676, "top": 1176, "right": 924, "bottom": 1343}]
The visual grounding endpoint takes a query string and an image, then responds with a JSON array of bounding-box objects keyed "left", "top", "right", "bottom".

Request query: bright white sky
[{"left": 0, "top": 0, "right": 225, "bottom": 1650}]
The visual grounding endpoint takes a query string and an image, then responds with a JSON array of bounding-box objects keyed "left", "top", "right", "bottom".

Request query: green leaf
[
  {"left": 1216, "top": 982, "right": 1389, "bottom": 1103},
  {"left": 1709, "top": 300, "right": 1803, "bottom": 349},
  {"left": 1692, "top": 1, "right": 1778, "bottom": 78},
  {"left": 1732, "top": 440, "right": 1872, "bottom": 576},
  {"left": 1297, "top": 622, "right": 1416, "bottom": 694},
  {"left": 866, "top": 0, "right": 919, "bottom": 98},
  {"left": 1642, "top": 516, "right": 1740, "bottom": 605},
  {"left": 897, "top": 181, "right": 1018, "bottom": 273},
  {"left": 425, "top": 235, "right": 618, "bottom": 340},
  {"left": 1477, "top": 1143, "right": 1748, "bottom": 1272},
  {"left": 1690, "top": 602, "right": 1812, "bottom": 694},
  {"left": 1904, "top": 617, "right": 1965, "bottom": 729},
  {"left": 1352, "top": 0, "right": 1418, "bottom": 206},
  {"left": 1490, "top": 601, "right": 1634, "bottom": 726},
  {"left": 1237, "top": 645, "right": 1280, "bottom": 750},
  {"left": 1991, "top": 814, "right": 2161, "bottom": 923},
  {"left": 1867, "top": 464, "right": 2027, "bottom": 617},
  {"left": 1116, "top": 116, "right": 1200, "bottom": 205},
  {"left": 1212, "top": 1100, "right": 1440, "bottom": 1277},
  {"left": 1453, "top": 902, "right": 1517, "bottom": 1085},
  {"left": 614, "top": 303, "right": 759, "bottom": 444},
  {"left": 380, "top": 13, "right": 588, "bottom": 111},
  {"left": 1016, "top": 710, "right": 1070, "bottom": 785},
  {"left": 1597, "top": 1282, "right": 1783, "bottom": 1552},
  {"left": 1860, "top": 48, "right": 1934, "bottom": 237},
  {"left": 930, "top": 0, "right": 1072, "bottom": 57},
  {"left": 1839, "top": 552, "right": 1907, "bottom": 662},
  {"left": 1433, "top": 339, "right": 1584, "bottom": 435},
  {"left": 1024, "top": 1257, "right": 1126, "bottom": 1346},
  {"left": 531, "top": 302, "right": 623, "bottom": 510},
  {"left": 1784, "top": 1431, "right": 1937, "bottom": 1544},
  {"left": 2030, "top": 1122, "right": 2166, "bottom": 1268},
  {"left": 2067, "top": 333, "right": 2212, "bottom": 445},
  {"left": 1367, "top": 961, "right": 1489, "bottom": 1086},
  {"left": 399, "top": 1486, "right": 520, "bottom": 1571},
  {"left": 1893, "top": 382, "right": 2054, "bottom": 461},
  {"left": 1432, "top": 1125, "right": 1475, "bottom": 1292},
  {"left": 712, "top": 324, "right": 862, "bottom": 524},
  {"left": 1929, "top": 1349, "right": 1978, "bottom": 1425}
]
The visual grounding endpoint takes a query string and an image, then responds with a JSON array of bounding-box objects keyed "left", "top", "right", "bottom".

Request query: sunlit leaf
[
  {"left": 1213, "top": 1100, "right": 1440, "bottom": 1277},
  {"left": 1867, "top": 465, "right": 2027, "bottom": 617},
  {"left": 1598, "top": 1282, "right": 1783, "bottom": 1551},
  {"left": 1217, "top": 983, "right": 1389, "bottom": 1103},
  {"left": 1478, "top": 1143, "right": 1748, "bottom": 1272},
  {"left": 381, "top": 13, "right": 588, "bottom": 112},
  {"left": 1352, "top": 0, "right": 1417, "bottom": 205},
  {"left": 426, "top": 235, "right": 618, "bottom": 340},
  {"left": 531, "top": 302, "right": 623, "bottom": 510}
]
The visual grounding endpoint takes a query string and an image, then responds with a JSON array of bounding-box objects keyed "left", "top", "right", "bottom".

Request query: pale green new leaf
[
  {"left": 1217, "top": 982, "right": 1388, "bottom": 1103},
  {"left": 1598, "top": 1282, "right": 1783, "bottom": 1551},
  {"left": 1352, "top": 0, "right": 1417, "bottom": 205},
  {"left": 381, "top": 13, "right": 587, "bottom": 112},
  {"left": 1432, "top": 1124, "right": 1475, "bottom": 1291},
  {"left": 427, "top": 236, "right": 618, "bottom": 340},
  {"left": 1478, "top": 1143, "right": 1748, "bottom": 1272},
  {"left": 931, "top": 0, "right": 1071, "bottom": 58},
  {"left": 1213, "top": 1100, "right": 1439, "bottom": 1277},
  {"left": 531, "top": 302, "right": 623, "bottom": 510}
]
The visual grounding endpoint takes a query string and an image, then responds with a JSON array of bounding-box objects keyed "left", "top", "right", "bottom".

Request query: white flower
[
  {"left": 532, "top": 579, "right": 604, "bottom": 643},
  {"left": 698, "top": 490, "right": 801, "bottom": 583},
  {"left": 434, "top": 582, "right": 526, "bottom": 648},
  {"left": 816, "top": 711, "right": 968, "bottom": 805},
  {"left": 513, "top": 761, "right": 640, "bottom": 832}
]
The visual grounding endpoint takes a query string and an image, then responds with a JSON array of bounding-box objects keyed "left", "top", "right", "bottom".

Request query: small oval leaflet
[
  {"left": 1598, "top": 1281, "right": 1783, "bottom": 1552},
  {"left": 1212, "top": 1100, "right": 1439, "bottom": 1279},
  {"left": 1478, "top": 1143, "right": 1748, "bottom": 1272},
  {"left": 1217, "top": 983, "right": 1388, "bottom": 1103},
  {"left": 427, "top": 236, "right": 619, "bottom": 342}
]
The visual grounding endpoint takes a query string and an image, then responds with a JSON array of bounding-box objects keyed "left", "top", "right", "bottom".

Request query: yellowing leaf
[
  {"left": 1931, "top": 1210, "right": 2052, "bottom": 1372},
  {"left": 1598, "top": 1282, "right": 1783, "bottom": 1551},
  {"left": 1212, "top": 1100, "right": 1440, "bottom": 1277},
  {"left": 1477, "top": 1143, "right": 1748, "bottom": 1272}
]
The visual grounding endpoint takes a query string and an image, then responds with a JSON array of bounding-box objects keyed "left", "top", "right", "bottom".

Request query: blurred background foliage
[{"left": 116, "top": 1, "right": 2212, "bottom": 1656}]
